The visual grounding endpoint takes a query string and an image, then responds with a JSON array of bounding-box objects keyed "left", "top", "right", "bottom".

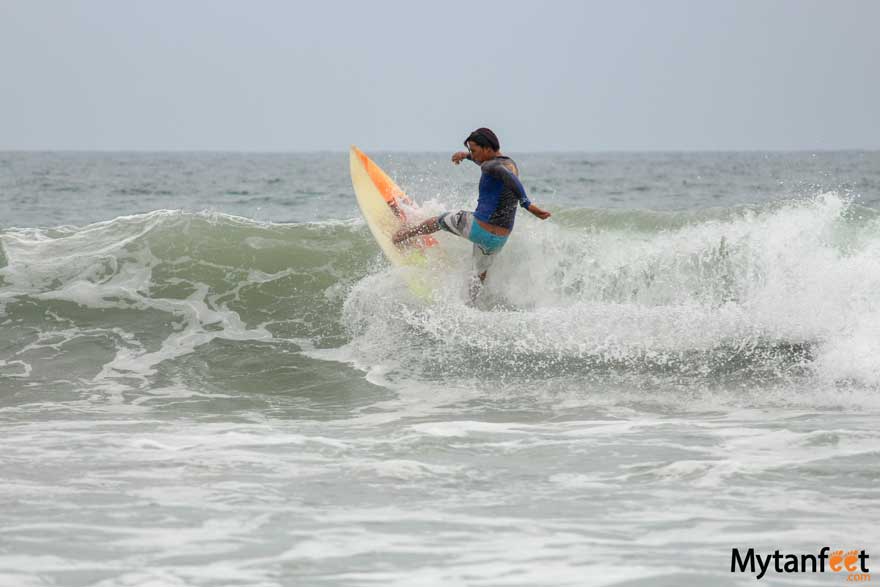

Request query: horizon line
[{"left": 2, "top": 147, "right": 879, "bottom": 155}]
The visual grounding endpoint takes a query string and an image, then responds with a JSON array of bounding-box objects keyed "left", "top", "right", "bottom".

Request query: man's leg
[
  {"left": 469, "top": 241, "right": 498, "bottom": 303},
  {"left": 468, "top": 270, "right": 488, "bottom": 304},
  {"left": 392, "top": 216, "right": 441, "bottom": 244}
]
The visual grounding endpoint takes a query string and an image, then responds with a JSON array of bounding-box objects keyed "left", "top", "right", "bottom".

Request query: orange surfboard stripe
[
  {"left": 353, "top": 147, "right": 412, "bottom": 206},
  {"left": 353, "top": 146, "right": 438, "bottom": 248}
]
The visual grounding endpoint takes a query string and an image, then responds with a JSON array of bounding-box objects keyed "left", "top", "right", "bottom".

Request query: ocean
[{"left": 1, "top": 150, "right": 879, "bottom": 586}]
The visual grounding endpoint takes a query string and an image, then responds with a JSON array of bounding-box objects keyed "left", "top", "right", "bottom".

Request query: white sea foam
[{"left": 341, "top": 192, "right": 880, "bottom": 399}]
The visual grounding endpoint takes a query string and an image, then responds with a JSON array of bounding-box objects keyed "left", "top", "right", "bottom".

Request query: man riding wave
[{"left": 393, "top": 128, "right": 551, "bottom": 299}]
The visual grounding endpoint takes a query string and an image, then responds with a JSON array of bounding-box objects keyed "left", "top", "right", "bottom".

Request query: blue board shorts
[{"left": 438, "top": 210, "right": 509, "bottom": 274}]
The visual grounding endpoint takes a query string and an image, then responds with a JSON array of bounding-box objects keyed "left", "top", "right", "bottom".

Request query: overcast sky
[{"left": 1, "top": 1, "right": 878, "bottom": 151}]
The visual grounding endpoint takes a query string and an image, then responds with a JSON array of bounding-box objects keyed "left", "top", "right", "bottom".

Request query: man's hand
[
  {"left": 451, "top": 151, "right": 470, "bottom": 165},
  {"left": 528, "top": 204, "right": 551, "bottom": 220}
]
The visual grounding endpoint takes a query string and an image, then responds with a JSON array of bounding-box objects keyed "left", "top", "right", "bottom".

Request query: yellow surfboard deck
[{"left": 349, "top": 146, "right": 439, "bottom": 296}]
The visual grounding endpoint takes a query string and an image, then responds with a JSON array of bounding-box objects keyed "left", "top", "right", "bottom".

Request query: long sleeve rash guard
[{"left": 473, "top": 156, "right": 532, "bottom": 230}]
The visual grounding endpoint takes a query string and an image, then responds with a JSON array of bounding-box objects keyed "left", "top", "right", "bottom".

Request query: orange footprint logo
[
  {"left": 830, "top": 550, "right": 844, "bottom": 572},
  {"left": 844, "top": 549, "right": 861, "bottom": 572}
]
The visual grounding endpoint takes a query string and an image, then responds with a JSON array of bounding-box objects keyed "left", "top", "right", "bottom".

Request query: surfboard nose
[{"left": 350, "top": 145, "right": 369, "bottom": 168}]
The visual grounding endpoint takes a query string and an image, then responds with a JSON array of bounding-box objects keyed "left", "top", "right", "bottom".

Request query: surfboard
[{"left": 349, "top": 146, "right": 440, "bottom": 292}]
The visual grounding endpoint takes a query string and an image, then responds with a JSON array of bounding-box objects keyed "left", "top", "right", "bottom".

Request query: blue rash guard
[{"left": 472, "top": 156, "right": 532, "bottom": 230}]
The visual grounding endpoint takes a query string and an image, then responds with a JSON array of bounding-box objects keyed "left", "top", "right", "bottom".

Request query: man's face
[{"left": 466, "top": 141, "right": 492, "bottom": 163}]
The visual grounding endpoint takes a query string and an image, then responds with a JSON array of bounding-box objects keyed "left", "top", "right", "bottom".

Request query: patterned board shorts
[{"left": 438, "top": 210, "right": 509, "bottom": 274}]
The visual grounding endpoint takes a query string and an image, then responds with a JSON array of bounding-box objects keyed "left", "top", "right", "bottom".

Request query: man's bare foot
[{"left": 392, "top": 227, "right": 411, "bottom": 244}]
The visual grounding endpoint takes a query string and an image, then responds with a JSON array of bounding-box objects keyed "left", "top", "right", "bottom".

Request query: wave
[
  {"left": 1, "top": 193, "right": 879, "bottom": 394},
  {"left": 0, "top": 210, "right": 374, "bottom": 392},
  {"left": 342, "top": 192, "right": 880, "bottom": 389}
]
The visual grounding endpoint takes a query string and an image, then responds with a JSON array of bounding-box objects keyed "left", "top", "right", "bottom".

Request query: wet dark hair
[{"left": 464, "top": 127, "right": 500, "bottom": 151}]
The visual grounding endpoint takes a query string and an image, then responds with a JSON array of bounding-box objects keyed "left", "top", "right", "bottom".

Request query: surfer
[{"left": 392, "top": 128, "right": 551, "bottom": 298}]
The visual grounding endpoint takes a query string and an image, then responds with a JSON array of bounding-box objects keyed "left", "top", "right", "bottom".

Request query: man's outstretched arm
[
  {"left": 451, "top": 151, "right": 477, "bottom": 165},
  {"left": 489, "top": 164, "right": 552, "bottom": 221},
  {"left": 527, "top": 203, "right": 551, "bottom": 220}
]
